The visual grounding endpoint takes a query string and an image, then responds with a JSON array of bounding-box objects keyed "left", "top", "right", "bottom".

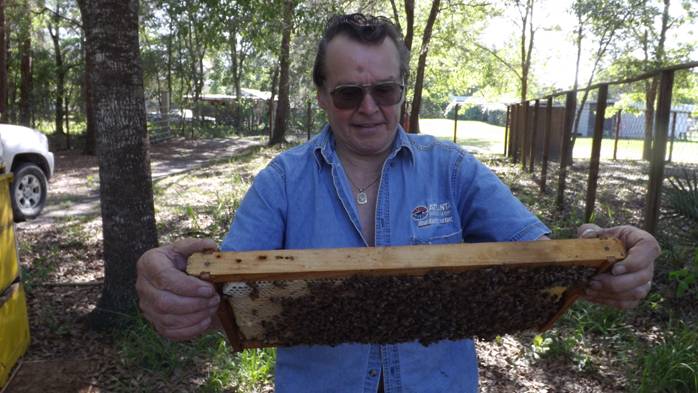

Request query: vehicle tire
[{"left": 10, "top": 163, "right": 48, "bottom": 222}]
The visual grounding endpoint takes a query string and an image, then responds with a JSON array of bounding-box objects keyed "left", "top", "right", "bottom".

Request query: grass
[
  {"left": 638, "top": 322, "right": 698, "bottom": 393},
  {"left": 100, "top": 141, "right": 296, "bottom": 391},
  {"left": 117, "top": 314, "right": 274, "bottom": 392},
  {"left": 420, "top": 118, "right": 505, "bottom": 154}
]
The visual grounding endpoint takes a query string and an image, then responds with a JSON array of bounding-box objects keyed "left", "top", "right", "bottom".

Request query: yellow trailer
[{"left": 0, "top": 170, "right": 30, "bottom": 387}]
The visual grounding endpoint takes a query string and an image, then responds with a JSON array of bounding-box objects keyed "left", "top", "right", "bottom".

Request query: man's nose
[{"left": 357, "top": 90, "right": 380, "bottom": 114}]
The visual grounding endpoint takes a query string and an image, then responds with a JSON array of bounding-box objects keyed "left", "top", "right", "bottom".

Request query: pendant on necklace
[{"left": 356, "top": 191, "right": 368, "bottom": 205}]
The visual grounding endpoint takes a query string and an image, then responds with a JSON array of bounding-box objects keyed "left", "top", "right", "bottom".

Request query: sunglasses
[{"left": 329, "top": 81, "right": 404, "bottom": 109}]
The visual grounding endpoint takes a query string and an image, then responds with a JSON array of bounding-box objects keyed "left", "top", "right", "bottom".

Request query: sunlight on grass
[
  {"left": 572, "top": 137, "right": 698, "bottom": 163},
  {"left": 419, "top": 118, "right": 698, "bottom": 164},
  {"left": 420, "top": 118, "right": 505, "bottom": 154}
]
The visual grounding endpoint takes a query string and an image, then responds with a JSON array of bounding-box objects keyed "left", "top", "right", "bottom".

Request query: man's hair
[{"left": 312, "top": 13, "right": 410, "bottom": 89}]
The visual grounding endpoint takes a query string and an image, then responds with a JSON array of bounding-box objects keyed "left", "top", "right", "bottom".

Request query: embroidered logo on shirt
[
  {"left": 411, "top": 205, "right": 429, "bottom": 220},
  {"left": 412, "top": 202, "right": 453, "bottom": 228}
]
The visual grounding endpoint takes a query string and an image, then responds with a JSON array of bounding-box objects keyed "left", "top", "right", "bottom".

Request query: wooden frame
[{"left": 188, "top": 238, "right": 625, "bottom": 352}]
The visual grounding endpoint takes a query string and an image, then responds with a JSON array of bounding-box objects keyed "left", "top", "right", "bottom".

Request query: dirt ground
[
  {"left": 6, "top": 137, "right": 262, "bottom": 393},
  {"left": 4, "top": 136, "right": 691, "bottom": 392}
]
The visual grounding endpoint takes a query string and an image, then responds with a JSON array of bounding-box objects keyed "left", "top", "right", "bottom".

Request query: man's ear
[{"left": 317, "top": 88, "right": 330, "bottom": 111}]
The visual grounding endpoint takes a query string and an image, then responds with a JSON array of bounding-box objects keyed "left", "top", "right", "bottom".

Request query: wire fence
[{"left": 503, "top": 62, "right": 698, "bottom": 235}]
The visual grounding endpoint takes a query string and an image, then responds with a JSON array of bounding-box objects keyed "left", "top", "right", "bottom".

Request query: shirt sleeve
[
  {"left": 220, "top": 161, "right": 287, "bottom": 251},
  {"left": 454, "top": 152, "right": 550, "bottom": 243}
]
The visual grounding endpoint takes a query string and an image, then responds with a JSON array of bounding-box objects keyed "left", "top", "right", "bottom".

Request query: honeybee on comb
[{"left": 188, "top": 238, "right": 625, "bottom": 351}]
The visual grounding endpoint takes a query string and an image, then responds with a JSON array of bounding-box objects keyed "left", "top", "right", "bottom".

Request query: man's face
[{"left": 317, "top": 34, "right": 402, "bottom": 158}]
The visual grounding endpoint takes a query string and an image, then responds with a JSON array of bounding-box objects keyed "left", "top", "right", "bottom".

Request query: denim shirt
[{"left": 221, "top": 125, "right": 550, "bottom": 393}]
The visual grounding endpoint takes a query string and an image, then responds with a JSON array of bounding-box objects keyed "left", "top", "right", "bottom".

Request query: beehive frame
[{"left": 187, "top": 238, "right": 625, "bottom": 352}]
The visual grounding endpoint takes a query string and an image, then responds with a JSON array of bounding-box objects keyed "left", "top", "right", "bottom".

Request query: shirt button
[{"left": 369, "top": 369, "right": 378, "bottom": 377}]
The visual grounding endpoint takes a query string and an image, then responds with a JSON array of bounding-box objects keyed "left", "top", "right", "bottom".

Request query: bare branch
[
  {"left": 473, "top": 42, "right": 522, "bottom": 80},
  {"left": 389, "top": 0, "right": 402, "bottom": 32}
]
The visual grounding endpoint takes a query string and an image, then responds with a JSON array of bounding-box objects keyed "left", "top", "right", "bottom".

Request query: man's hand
[
  {"left": 578, "top": 224, "right": 660, "bottom": 309},
  {"left": 136, "top": 238, "right": 220, "bottom": 340}
]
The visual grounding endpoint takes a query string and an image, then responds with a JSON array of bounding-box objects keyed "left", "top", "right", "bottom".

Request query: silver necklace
[{"left": 346, "top": 174, "right": 381, "bottom": 205}]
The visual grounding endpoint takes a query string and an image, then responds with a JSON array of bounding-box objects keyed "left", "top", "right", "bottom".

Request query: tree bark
[
  {"left": 229, "top": 21, "right": 244, "bottom": 132},
  {"left": 78, "top": 0, "right": 158, "bottom": 329},
  {"left": 0, "top": 0, "right": 6, "bottom": 123},
  {"left": 407, "top": 0, "right": 440, "bottom": 134},
  {"left": 268, "top": 65, "right": 278, "bottom": 137},
  {"left": 269, "top": 0, "right": 293, "bottom": 145},
  {"left": 49, "top": 13, "right": 66, "bottom": 138},
  {"left": 82, "top": 32, "right": 97, "bottom": 155},
  {"left": 520, "top": 0, "right": 535, "bottom": 104},
  {"left": 399, "top": 0, "right": 414, "bottom": 129},
  {"left": 642, "top": 0, "right": 669, "bottom": 161},
  {"left": 19, "top": 2, "right": 32, "bottom": 128}
]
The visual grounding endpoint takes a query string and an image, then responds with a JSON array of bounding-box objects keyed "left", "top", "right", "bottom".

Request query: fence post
[
  {"left": 504, "top": 105, "right": 511, "bottom": 156},
  {"left": 453, "top": 104, "right": 459, "bottom": 143},
  {"left": 540, "top": 96, "right": 552, "bottom": 193},
  {"left": 557, "top": 91, "right": 577, "bottom": 211},
  {"left": 585, "top": 84, "right": 608, "bottom": 222},
  {"left": 645, "top": 70, "right": 674, "bottom": 235},
  {"left": 613, "top": 109, "right": 621, "bottom": 160},
  {"left": 521, "top": 101, "right": 529, "bottom": 170},
  {"left": 529, "top": 99, "right": 540, "bottom": 173},
  {"left": 668, "top": 111, "right": 677, "bottom": 162}
]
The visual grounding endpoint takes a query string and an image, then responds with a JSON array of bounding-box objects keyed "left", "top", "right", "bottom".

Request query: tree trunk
[
  {"left": 399, "top": 0, "right": 414, "bottom": 129},
  {"left": 642, "top": 77, "right": 657, "bottom": 160},
  {"left": 229, "top": 22, "right": 243, "bottom": 133},
  {"left": 642, "top": 0, "right": 670, "bottom": 161},
  {"left": 78, "top": 0, "right": 158, "bottom": 330},
  {"left": 65, "top": 87, "right": 72, "bottom": 149},
  {"left": 520, "top": 0, "right": 535, "bottom": 104},
  {"left": 49, "top": 18, "right": 65, "bottom": 137},
  {"left": 407, "top": 0, "right": 440, "bottom": 134},
  {"left": 19, "top": 23, "right": 31, "bottom": 127},
  {"left": 269, "top": 0, "right": 293, "bottom": 146},
  {"left": 268, "top": 65, "right": 278, "bottom": 137},
  {"left": 0, "top": 0, "right": 6, "bottom": 123},
  {"left": 81, "top": 32, "right": 97, "bottom": 154}
]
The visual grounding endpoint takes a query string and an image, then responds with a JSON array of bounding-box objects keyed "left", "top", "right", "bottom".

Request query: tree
[
  {"left": 390, "top": 0, "right": 415, "bottom": 128},
  {"left": 569, "top": 0, "right": 641, "bottom": 153},
  {"left": 0, "top": 0, "right": 6, "bottom": 123},
  {"left": 77, "top": 0, "right": 158, "bottom": 328},
  {"left": 18, "top": 0, "right": 32, "bottom": 126},
  {"left": 47, "top": 1, "right": 67, "bottom": 139},
  {"left": 269, "top": 0, "right": 295, "bottom": 145},
  {"left": 474, "top": 0, "right": 538, "bottom": 105},
  {"left": 606, "top": 0, "right": 695, "bottom": 161},
  {"left": 82, "top": 30, "right": 96, "bottom": 155},
  {"left": 407, "top": 0, "right": 440, "bottom": 133},
  {"left": 640, "top": 0, "right": 670, "bottom": 161},
  {"left": 515, "top": 0, "right": 535, "bottom": 104}
]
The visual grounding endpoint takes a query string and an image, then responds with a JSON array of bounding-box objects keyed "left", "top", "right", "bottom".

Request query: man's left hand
[{"left": 578, "top": 223, "right": 660, "bottom": 309}]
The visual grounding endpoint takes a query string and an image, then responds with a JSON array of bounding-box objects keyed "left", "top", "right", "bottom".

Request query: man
[{"left": 136, "top": 13, "right": 658, "bottom": 392}]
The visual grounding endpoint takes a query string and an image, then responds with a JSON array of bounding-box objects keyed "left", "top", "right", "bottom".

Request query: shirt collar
[{"left": 312, "top": 124, "right": 415, "bottom": 167}]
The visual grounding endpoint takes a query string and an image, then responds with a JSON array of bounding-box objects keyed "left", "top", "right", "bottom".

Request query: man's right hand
[{"left": 136, "top": 238, "right": 220, "bottom": 341}]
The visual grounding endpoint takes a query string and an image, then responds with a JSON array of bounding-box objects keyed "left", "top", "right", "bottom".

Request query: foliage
[
  {"left": 664, "top": 168, "right": 698, "bottom": 242},
  {"left": 637, "top": 321, "right": 698, "bottom": 393},
  {"left": 669, "top": 252, "right": 698, "bottom": 299},
  {"left": 3, "top": 0, "right": 695, "bottom": 136},
  {"left": 531, "top": 301, "right": 633, "bottom": 371},
  {"left": 663, "top": 168, "right": 698, "bottom": 299}
]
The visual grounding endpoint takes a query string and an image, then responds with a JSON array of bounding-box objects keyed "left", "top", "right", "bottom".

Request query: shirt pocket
[{"left": 410, "top": 226, "right": 463, "bottom": 245}]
